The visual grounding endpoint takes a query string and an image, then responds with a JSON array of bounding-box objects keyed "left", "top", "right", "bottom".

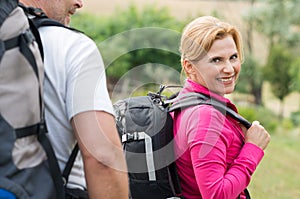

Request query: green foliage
[
  {"left": 289, "top": 58, "right": 300, "bottom": 93},
  {"left": 281, "top": 118, "right": 295, "bottom": 131},
  {"left": 237, "top": 105, "right": 279, "bottom": 133},
  {"left": 237, "top": 56, "right": 263, "bottom": 104},
  {"left": 263, "top": 45, "right": 293, "bottom": 101},
  {"left": 70, "top": 13, "right": 106, "bottom": 43},
  {"left": 128, "top": 83, "right": 180, "bottom": 99},
  {"left": 71, "top": 2, "right": 300, "bottom": 107},
  {"left": 72, "top": 4, "right": 186, "bottom": 87},
  {"left": 244, "top": 0, "right": 300, "bottom": 105},
  {"left": 96, "top": 4, "right": 186, "bottom": 85},
  {"left": 249, "top": 0, "right": 300, "bottom": 49},
  {"left": 291, "top": 110, "right": 300, "bottom": 126}
]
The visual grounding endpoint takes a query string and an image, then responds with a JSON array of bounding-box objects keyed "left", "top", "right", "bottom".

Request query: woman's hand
[{"left": 244, "top": 121, "right": 271, "bottom": 150}]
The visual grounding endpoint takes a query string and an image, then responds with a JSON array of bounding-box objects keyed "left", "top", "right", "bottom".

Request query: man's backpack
[
  {"left": 113, "top": 85, "right": 252, "bottom": 199},
  {"left": 0, "top": 1, "right": 81, "bottom": 198}
]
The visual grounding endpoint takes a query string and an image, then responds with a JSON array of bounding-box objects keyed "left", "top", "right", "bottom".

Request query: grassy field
[{"left": 248, "top": 132, "right": 300, "bottom": 199}]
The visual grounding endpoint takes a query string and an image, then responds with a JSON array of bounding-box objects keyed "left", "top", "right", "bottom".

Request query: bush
[
  {"left": 291, "top": 110, "right": 300, "bottom": 126},
  {"left": 237, "top": 105, "right": 279, "bottom": 133},
  {"left": 281, "top": 118, "right": 295, "bottom": 131}
]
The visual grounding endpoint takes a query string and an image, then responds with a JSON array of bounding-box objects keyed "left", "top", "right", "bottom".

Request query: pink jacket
[{"left": 172, "top": 80, "right": 264, "bottom": 199}]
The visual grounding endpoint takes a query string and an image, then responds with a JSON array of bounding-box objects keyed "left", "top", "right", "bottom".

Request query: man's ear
[{"left": 183, "top": 59, "right": 195, "bottom": 75}]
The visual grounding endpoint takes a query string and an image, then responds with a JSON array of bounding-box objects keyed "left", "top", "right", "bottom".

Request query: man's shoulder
[
  {"left": 39, "top": 25, "right": 94, "bottom": 46},
  {"left": 39, "top": 25, "right": 82, "bottom": 36}
]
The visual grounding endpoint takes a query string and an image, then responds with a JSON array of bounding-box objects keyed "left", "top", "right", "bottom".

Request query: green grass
[{"left": 248, "top": 132, "right": 300, "bottom": 199}]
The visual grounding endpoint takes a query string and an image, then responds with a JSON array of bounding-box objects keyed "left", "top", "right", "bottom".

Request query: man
[{"left": 19, "top": 0, "right": 129, "bottom": 198}]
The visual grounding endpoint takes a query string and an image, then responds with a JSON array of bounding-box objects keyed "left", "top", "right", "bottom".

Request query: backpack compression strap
[
  {"left": 0, "top": 20, "right": 42, "bottom": 116},
  {"left": 168, "top": 92, "right": 251, "bottom": 199}
]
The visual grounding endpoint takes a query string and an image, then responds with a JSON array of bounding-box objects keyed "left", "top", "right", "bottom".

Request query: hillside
[
  {"left": 81, "top": 0, "right": 267, "bottom": 62},
  {"left": 79, "top": 0, "right": 299, "bottom": 117},
  {"left": 82, "top": 0, "right": 250, "bottom": 22}
]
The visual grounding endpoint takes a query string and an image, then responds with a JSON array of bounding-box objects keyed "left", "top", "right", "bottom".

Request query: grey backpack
[
  {"left": 0, "top": 0, "right": 72, "bottom": 198},
  {"left": 113, "top": 85, "right": 252, "bottom": 199}
]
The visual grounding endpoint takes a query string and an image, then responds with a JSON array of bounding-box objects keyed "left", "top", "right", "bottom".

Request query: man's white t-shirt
[{"left": 39, "top": 26, "right": 114, "bottom": 189}]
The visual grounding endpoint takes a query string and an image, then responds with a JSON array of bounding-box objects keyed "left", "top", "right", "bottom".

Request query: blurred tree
[
  {"left": 238, "top": 0, "right": 264, "bottom": 105},
  {"left": 72, "top": 5, "right": 185, "bottom": 88},
  {"left": 289, "top": 58, "right": 300, "bottom": 93},
  {"left": 289, "top": 58, "right": 300, "bottom": 109},
  {"left": 250, "top": 0, "right": 300, "bottom": 49},
  {"left": 98, "top": 4, "right": 185, "bottom": 87},
  {"left": 236, "top": 55, "right": 263, "bottom": 105},
  {"left": 243, "top": 0, "right": 300, "bottom": 107},
  {"left": 72, "top": 4, "right": 186, "bottom": 90},
  {"left": 263, "top": 45, "right": 294, "bottom": 119}
]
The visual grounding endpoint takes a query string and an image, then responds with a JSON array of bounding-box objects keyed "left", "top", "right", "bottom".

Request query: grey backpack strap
[
  {"left": 0, "top": 0, "right": 18, "bottom": 28},
  {"left": 0, "top": 0, "right": 18, "bottom": 61},
  {"left": 21, "top": 5, "right": 81, "bottom": 32},
  {"left": 62, "top": 143, "right": 79, "bottom": 185},
  {"left": 168, "top": 92, "right": 251, "bottom": 129},
  {"left": 37, "top": 121, "right": 66, "bottom": 198}
]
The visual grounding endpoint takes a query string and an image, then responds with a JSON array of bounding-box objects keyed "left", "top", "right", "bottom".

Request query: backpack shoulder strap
[
  {"left": 37, "top": 123, "right": 66, "bottom": 198},
  {"left": 33, "top": 17, "right": 67, "bottom": 29},
  {"left": 19, "top": 4, "right": 80, "bottom": 32},
  {"left": 168, "top": 92, "right": 252, "bottom": 129},
  {"left": 14, "top": 5, "right": 67, "bottom": 198},
  {"left": 0, "top": 0, "right": 18, "bottom": 28},
  {"left": 25, "top": 7, "right": 81, "bottom": 32},
  {"left": 0, "top": 0, "right": 19, "bottom": 61},
  {"left": 18, "top": 5, "right": 60, "bottom": 27},
  {"left": 62, "top": 143, "right": 79, "bottom": 185}
]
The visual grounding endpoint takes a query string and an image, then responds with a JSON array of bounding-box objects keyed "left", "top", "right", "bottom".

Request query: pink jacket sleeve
[{"left": 186, "top": 106, "right": 264, "bottom": 199}]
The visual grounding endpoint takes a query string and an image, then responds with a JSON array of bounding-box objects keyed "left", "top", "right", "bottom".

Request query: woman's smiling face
[{"left": 187, "top": 35, "right": 241, "bottom": 96}]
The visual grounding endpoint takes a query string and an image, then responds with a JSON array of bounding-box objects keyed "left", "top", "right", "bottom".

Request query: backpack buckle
[
  {"left": 22, "top": 29, "right": 35, "bottom": 44},
  {"left": 122, "top": 132, "right": 145, "bottom": 143}
]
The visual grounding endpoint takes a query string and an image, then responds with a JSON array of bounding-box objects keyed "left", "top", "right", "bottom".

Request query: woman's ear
[{"left": 183, "top": 59, "right": 195, "bottom": 76}]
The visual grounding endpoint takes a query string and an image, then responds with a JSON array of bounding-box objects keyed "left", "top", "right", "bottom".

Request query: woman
[{"left": 173, "top": 16, "right": 270, "bottom": 199}]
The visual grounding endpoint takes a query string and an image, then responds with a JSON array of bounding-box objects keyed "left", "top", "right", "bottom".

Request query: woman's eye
[
  {"left": 230, "top": 54, "right": 238, "bottom": 60},
  {"left": 212, "top": 58, "right": 221, "bottom": 63}
]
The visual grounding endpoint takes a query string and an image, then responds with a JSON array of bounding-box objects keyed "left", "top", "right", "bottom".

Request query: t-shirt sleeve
[{"left": 65, "top": 33, "right": 113, "bottom": 120}]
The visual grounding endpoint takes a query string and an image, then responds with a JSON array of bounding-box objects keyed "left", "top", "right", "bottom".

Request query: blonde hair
[{"left": 180, "top": 16, "right": 244, "bottom": 65}]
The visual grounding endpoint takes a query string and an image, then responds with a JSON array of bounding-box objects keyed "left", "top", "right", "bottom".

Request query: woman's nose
[{"left": 223, "top": 60, "right": 235, "bottom": 73}]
